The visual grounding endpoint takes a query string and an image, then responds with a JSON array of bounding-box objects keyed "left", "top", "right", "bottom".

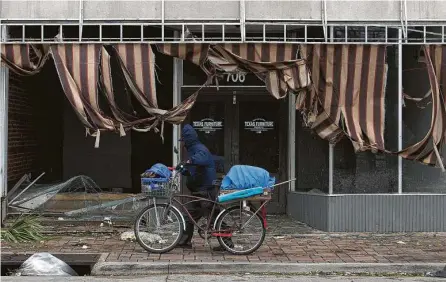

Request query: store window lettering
[
  {"left": 244, "top": 118, "right": 274, "bottom": 134},
  {"left": 193, "top": 118, "right": 223, "bottom": 134}
]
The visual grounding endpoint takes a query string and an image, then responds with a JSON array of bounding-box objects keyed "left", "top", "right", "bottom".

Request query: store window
[
  {"left": 294, "top": 115, "right": 329, "bottom": 194},
  {"left": 333, "top": 46, "right": 399, "bottom": 194},
  {"left": 402, "top": 45, "right": 446, "bottom": 193}
]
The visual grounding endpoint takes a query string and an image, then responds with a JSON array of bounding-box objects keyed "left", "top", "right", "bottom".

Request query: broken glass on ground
[{"left": 8, "top": 175, "right": 150, "bottom": 221}]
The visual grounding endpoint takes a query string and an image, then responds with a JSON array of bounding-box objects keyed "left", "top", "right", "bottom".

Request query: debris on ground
[
  {"left": 120, "top": 230, "right": 164, "bottom": 243},
  {"left": 7, "top": 175, "right": 149, "bottom": 222},
  {"left": 426, "top": 266, "right": 446, "bottom": 278},
  {"left": 120, "top": 230, "right": 136, "bottom": 241},
  {"left": 13, "top": 252, "right": 78, "bottom": 276},
  {"left": 0, "top": 216, "right": 45, "bottom": 243}
]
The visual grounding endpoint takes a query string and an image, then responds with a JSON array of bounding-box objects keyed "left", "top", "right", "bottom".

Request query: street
[{"left": 1, "top": 275, "right": 442, "bottom": 282}]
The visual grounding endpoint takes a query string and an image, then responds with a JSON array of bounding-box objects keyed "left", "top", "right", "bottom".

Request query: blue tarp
[
  {"left": 220, "top": 165, "right": 275, "bottom": 190},
  {"left": 145, "top": 163, "right": 172, "bottom": 179}
]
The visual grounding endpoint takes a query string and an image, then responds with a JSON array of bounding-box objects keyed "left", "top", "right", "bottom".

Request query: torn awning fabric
[
  {"left": 396, "top": 45, "right": 445, "bottom": 168},
  {"left": 208, "top": 43, "right": 311, "bottom": 99},
  {"left": 103, "top": 43, "right": 207, "bottom": 138},
  {"left": 51, "top": 44, "right": 116, "bottom": 132},
  {"left": 0, "top": 44, "right": 49, "bottom": 75},
  {"left": 298, "top": 44, "right": 388, "bottom": 152},
  {"left": 0, "top": 42, "right": 444, "bottom": 169}
]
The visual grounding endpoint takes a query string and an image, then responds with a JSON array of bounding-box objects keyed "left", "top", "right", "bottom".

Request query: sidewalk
[{"left": 2, "top": 216, "right": 446, "bottom": 265}]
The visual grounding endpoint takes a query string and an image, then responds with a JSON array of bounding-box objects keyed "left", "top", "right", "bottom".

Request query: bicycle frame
[
  {"left": 147, "top": 167, "right": 271, "bottom": 238},
  {"left": 168, "top": 190, "right": 270, "bottom": 237}
]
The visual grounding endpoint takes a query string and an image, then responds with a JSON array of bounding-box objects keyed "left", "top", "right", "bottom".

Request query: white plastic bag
[{"left": 15, "top": 252, "right": 78, "bottom": 276}]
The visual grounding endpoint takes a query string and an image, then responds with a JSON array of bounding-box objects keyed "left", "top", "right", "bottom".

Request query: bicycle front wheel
[
  {"left": 134, "top": 203, "right": 183, "bottom": 253},
  {"left": 215, "top": 206, "right": 266, "bottom": 255}
]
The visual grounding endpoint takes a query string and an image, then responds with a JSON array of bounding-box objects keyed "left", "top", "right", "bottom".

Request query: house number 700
[{"left": 226, "top": 73, "right": 246, "bottom": 83}]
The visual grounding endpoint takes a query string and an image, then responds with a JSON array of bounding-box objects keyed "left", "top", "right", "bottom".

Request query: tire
[
  {"left": 215, "top": 206, "right": 266, "bottom": 255},
  {"left": 134, "top": 203, "right": 184, "bottom": 254}
]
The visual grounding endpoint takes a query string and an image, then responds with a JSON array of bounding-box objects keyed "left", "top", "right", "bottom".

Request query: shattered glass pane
[{"left": 8, "top": 175, "right": 150, "bottom": 221}]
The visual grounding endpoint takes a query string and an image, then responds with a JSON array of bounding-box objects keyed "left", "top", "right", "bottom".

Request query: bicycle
[{"left": 134, "top": 164, "right": 273, "bottom": 255}]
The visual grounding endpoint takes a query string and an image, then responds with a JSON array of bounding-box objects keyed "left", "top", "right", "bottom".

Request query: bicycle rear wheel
[
  {"left": 134, "top": 203, "right": 183, "bottom": 253},
  {"left": 215, "top": 206, "right": 266, "bottom": 255}
]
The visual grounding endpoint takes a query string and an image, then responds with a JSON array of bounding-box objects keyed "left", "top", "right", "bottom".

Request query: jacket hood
[{"left": 181, "top": 124, "right": 200, "bottom": 148}]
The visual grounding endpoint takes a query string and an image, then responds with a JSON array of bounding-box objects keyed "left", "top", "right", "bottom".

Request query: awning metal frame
[{"left": 0, "top": 22, "right": 444, "bottom": 44}]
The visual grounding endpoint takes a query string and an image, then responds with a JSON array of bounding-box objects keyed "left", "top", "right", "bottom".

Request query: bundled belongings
[
  {"left": 220, "top": 165, "right": 275, "bottom": 191},
  {"left": 140, "top": 163, "right": 172, "bottom": 194},
  {"left": 217, "top": 165, "right": 275, "bottom": 203},
  {"left": 141, "top": 163, "right": 172, "bottom": 179}
]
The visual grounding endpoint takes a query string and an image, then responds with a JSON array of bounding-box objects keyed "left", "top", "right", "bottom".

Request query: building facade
[{"left": 1, "top": 0, "right": 445, "bottom": 231}]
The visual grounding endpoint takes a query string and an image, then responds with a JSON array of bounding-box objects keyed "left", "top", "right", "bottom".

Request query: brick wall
[{"left": 7, "top": 72, "right": 39, "bottom": 184}]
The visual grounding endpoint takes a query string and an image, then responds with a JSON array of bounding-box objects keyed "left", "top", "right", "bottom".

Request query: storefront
[
  {"left": 181, "top": 65, "right": 289, "bottom": 213},
  {"left": 1, "top": 0, "right": 446, "bottom": 230}
]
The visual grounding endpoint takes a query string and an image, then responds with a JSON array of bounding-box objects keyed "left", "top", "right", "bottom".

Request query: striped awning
[
  {"left": 209, "top": 43, "right": 311, "bottom": 99},
  {"left": 100, "top": 45, "right": 202, "bottom": 137},
  {"left": 1, "top": 43, "right": 444, "bottom": 167},
  {"left": 50, "top": 44, "right": 116, "bottom": 143},
  {"left": 299, "top": 44, "right": 388, "bottom": 151},
  {"left": 156, "top": 43, "right": 209, "bottom": 66},
  {"left": 0, "top": 44, "right": 49, "bottom": 75},
  {"left": 100, "top": 46, "right": 129, "bottom": 126},
  {"left": 114, "top": 44, "right": 162, "bottom": 113},
  {"left": 397, "top": 45, "right": 446, "bottom": 168},
  {"left": 1, "top": 43, "right": 202, "bottom": 146}
]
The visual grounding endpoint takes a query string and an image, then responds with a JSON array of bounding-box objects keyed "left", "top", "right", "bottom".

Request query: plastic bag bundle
[{"left": 15, "top": 253, "right": 78, "bottom": 276}]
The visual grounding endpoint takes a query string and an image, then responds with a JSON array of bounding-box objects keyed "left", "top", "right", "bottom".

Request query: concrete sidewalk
[
  {"left": 3, "top": 232, "right": 445, "bottom": 264},
  {"left": 1, "top": 216, "right": 446, "bottom": 276},
  {"left": 1, "top": 274, "right": 444, "bottom": 282}
]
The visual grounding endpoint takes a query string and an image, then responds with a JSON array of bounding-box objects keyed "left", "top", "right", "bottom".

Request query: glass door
[
  {"left": 184, "top": 95, "right": 233, "bottom": 178},
  {"left": 234, "top": 95, "right": 286, "bottom": 214},
  {"left": 183, "top": 92, "right": 287, "bottom": 213}
]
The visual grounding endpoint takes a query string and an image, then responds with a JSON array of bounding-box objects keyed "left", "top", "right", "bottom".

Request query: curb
[{"left": 90, "top": 261, "right": 446, "bottom": 276}]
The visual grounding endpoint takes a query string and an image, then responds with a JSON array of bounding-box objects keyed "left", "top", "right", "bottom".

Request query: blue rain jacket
[{"left": 181, "top": 124, "right": 217, "bottom": 192}]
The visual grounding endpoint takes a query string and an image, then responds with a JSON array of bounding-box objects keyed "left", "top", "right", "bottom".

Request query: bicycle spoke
[
  {"left": 136, "top": 205, "right": 181, "bottom": 252},
  {"left": 217, "top": 207, "right": 265, "bottom": 255}
]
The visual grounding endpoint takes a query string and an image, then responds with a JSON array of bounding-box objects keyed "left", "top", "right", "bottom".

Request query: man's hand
[{"left": 175, "top": 162, "right": 185, "bottom": 171}]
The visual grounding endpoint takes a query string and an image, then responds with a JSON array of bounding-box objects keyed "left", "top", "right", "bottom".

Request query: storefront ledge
[
  {"left": 287, "top": 192, "right": 446, "bottom": 232},
  {"left": 91, "top": 261, "right": 445, "bottom": 276}
]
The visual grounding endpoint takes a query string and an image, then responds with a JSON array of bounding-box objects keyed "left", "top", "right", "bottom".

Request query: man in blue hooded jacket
[
  {"left": 177, "top": 124, "right": 232, "bottom": 251},
  {"left": 179, "top": 124, "right": 217, "bottom": 193}
]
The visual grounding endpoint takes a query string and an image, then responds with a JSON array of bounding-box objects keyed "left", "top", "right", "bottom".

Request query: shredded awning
[
  {"left": 299, "top": 44, "right": 387, "bottom": 151},
  {"left": 51, "top": 44, "right": 115, "bottom": 130},
  {"left": 0, "top": 44, "right": 49, "bottom": 75},
  {"left": 1, "top": 42, "right": 444, "bottom": 168},
  {"left": 397, "top": 45, "right": 445, "bottom": 168},
  {"left": 209, "top": 43, "right": 311, "bottom": 99}
]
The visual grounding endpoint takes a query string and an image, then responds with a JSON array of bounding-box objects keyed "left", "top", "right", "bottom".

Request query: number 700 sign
[{"left": 225, "top": 72, "right": 246, "bottom": 83}]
